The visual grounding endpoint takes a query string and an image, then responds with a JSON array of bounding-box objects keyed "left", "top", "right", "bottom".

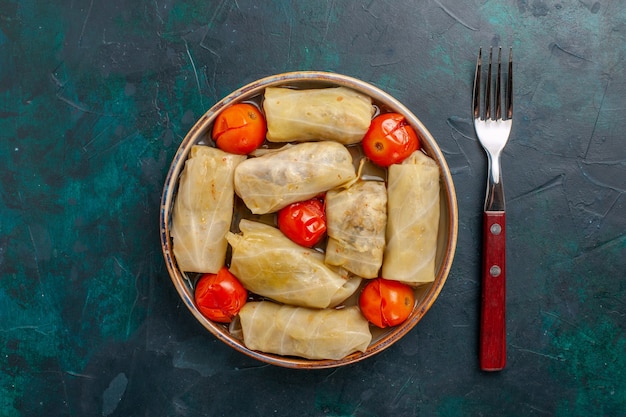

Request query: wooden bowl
[{"left": 160, "top": 71, "right": 458, "bottom": 369}]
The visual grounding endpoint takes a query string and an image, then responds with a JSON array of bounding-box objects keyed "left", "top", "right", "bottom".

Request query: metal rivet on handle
[
  {"left": 490, "top": 265, "right": 501, "bottom": 277},
  {"left": 490, "top": 223, "right": 502, "bottom": 235}
]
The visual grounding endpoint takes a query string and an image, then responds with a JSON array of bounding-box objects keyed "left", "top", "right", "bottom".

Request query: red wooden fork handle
[{"left": 480, "top": 211, "right": 506, "bottom": 371}]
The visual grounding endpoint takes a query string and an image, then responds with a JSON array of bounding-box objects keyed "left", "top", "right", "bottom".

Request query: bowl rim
[{"left": 160, "top": 71, "right": 459, "bottom": 369}]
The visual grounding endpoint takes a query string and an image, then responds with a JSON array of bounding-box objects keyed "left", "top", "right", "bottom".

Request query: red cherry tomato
[
  {"left": 194, "top": 267, "right": 248, "bottom": 323},
  {"left": 212, "top": 103, "right": 266, "bottom": 154},
  {"left": 362, "top": 113, "right": 420, "bottom": 167},
  {"left": 277, "top": 198, "right": 327, "bottom": 248},
  {"left": 359, "top": 278, "right": 415, "bottom": 328}
]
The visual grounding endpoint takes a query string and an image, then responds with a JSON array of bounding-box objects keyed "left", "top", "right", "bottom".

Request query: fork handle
[{"left": 480, "top": 210, "right": 506, "bottom": 371}]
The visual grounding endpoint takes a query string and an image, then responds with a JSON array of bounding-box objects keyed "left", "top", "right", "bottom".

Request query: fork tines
[{"left": 473, "top": 47, "right": 513, "bottom": 121}]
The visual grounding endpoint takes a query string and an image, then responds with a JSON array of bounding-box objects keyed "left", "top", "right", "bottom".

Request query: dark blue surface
[{"left": 1, "top": 1, "right": 624, "bottom": 416}]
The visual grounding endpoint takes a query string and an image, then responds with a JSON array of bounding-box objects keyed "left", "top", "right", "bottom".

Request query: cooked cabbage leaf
[
  {"left": 263, "top": 86, "right": 374, "bottom": 144},
  {"left": 238, "top": 301, "right": 372, "bottom": 360},
  {"left": 171, "top": 145, "right": 246, "bottom": 273},
  {"left": 382, "top": 151, "right": 440, "bottom": 284},
  {"left": 226, "top": 219, "right": 361, "bottom": 308},
  {"left": 325, "top": 180, "right": 387, "bottom": 278},
  {"left": 234, "top": 141, "right": 357, "bottom": 214}
]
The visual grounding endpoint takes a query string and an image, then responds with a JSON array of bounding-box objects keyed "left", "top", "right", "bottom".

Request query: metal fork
[{"left": 472, "top": 47, "right": 513, "bottom": 371}]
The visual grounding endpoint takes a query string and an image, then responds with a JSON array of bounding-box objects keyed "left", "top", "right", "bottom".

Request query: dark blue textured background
[{"left": 1, "top": 1, "right": 624, "bottom": 416}]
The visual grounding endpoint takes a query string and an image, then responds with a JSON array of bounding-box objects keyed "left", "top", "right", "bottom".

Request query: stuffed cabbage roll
[
  {"left": 237, "top": 301, "right": 372, "bottom": 360},
  {"left": 263, "top": 87, "right": 375, "bottom": 145},
  {"left": 171, "top": 145, "right": 246, "bottom": 273},
  {"left": 325, "top": 181, "right": 387, "bottom": 278},
  {"left": 382, "top": 151, "right": 440, "bottom": 285},
  {"left": 234, "top": 141, "right": 357, "bottom": 214},
  {"left": 226, "top": 219, "right": 361, "bottom": 308}
]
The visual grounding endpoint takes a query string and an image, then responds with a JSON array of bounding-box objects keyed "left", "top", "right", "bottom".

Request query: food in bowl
[
  {"left": 170, "top": 146, "right": 245, "bottom": 273},
  {"left": 160, "top": 72, "right": 457, "bottom": 368},
  {"left": 233, "top": 141, "right": 357, "bottom": 214},
  {"left": 234, "top": 301, "right": 371, "bottom": 361},
  {"left": 325, "top": 180, "right": 387, "bottom": 278},
  {"left": 263, "top": 86, "right": 373, "bottom": 144},
  {"left": 175, "top": 86, "right": 433, "bottom": 356}
]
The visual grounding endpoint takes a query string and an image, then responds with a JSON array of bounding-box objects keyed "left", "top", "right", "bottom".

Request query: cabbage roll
[
  {"left": 171, "top": 145, "right": 246, "bottom": 273},
  {"left": 325, "top": 181, "right": 387, "bottom": 278},
  {"left": 263, "top": 87, "right": 375, "bottom": 145},
  {"left": 234, "top": 141, "right": 357, "bottom": 214},
  {"left": 382, "top": 151, "right": 440, "bottom": 285},
  {"left": 238, "top": 301, "right": 372, "bottom": 360},
  {"left": 226, "top": 219, "right": 361, "bottom": 308}
]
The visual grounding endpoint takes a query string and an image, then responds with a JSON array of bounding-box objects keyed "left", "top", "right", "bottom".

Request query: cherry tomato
[
  {"left": 212, "top": 103, "right": 266, "bottom": 154},
  {"left": 359, "top": 278, "right": 415, "bottom": 328},
  {"left": 362, "top": 113, "right": 420, "bottom": 167},
  {"left": 277, "top": 198, "right": 327, "bottom": 248},
  {"left": 194, "top": 267, "right": 248, "bottom": 323}
]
